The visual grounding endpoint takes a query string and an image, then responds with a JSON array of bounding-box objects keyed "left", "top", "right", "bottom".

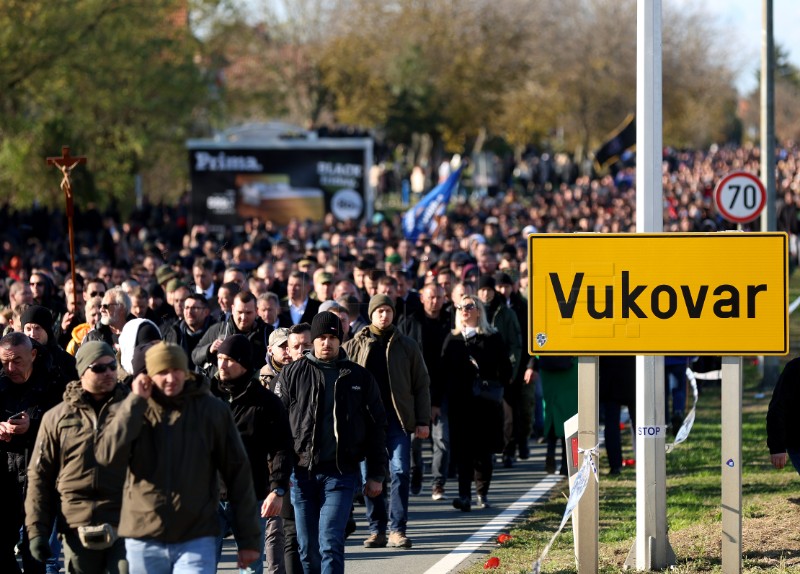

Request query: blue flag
[{"left": 402, "top": 166, "right": 462, "bottom": 241}]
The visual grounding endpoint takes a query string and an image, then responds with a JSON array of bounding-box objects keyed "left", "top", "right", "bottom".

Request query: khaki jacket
[
  {"left": 25, "top": 381, "right": 129, "bottom": 540},
  {"left": 94, "top": 375, "right": 260, "bottom": 549},
  {"left": 343, "top": 326, "right": 431, "bottom": 432}
]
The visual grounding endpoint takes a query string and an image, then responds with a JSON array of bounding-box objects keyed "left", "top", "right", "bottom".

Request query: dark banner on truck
[{"left": 187, "top": 139, "right": 372, "bottom": 229}]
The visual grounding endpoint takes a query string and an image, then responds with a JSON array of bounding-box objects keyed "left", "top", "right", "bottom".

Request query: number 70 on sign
[{"left": 713, "top": 171, "right": 767, "bottom": 224}]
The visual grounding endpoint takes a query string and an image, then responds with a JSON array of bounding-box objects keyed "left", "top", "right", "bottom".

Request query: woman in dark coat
[{"left": 441, "top": 294, "right": 511, "bottom": 512}]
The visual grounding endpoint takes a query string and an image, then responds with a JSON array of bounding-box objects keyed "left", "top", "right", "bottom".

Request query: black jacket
[
  {"left": 767, "top": 357, "right": 800, "bottom": 454},
  {"left": 0, "top": 346, "right": 64, "bottom": 485},
  {"left": 164, "top": 316, "right": 216, "bottom": 373},
  {"left": 210, "top": 370, "right": 292, "bottom": 500},
  {"left": 273, "top": 350, "right": 387, "bottom": 480},
  {"left": 278, "top": 298, "right": 321, "bottom": 327}
]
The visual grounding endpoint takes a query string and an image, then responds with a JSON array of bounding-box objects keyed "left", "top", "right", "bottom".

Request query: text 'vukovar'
[{"left": 549, "top": 271, "right": 767, "bottom": 319}]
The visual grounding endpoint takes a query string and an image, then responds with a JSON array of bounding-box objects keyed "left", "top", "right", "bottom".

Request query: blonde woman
[{"left": 440, "top": 295, "right": 511, "bottom": 511}]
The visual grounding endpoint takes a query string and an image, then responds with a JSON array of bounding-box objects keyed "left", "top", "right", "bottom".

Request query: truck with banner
[{"left": 187, "top": 124, "right": 373, "bottom": 230}]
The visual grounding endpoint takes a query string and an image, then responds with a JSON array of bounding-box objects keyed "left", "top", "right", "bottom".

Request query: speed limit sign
[{"left": 713, "top": 171, "right": 766, "bottom": 224}]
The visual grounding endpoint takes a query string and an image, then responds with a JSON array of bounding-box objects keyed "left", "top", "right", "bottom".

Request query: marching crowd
[
  {"left": 3, "top": 142, "right": 800, "bottom": 574},
  {"left": 0, "top": 219, "right": 544, "bottom": 574}
]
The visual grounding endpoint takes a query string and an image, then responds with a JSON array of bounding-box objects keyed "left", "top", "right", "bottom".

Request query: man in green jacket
[
  {"left": 25, "top": 341, "right": 129, "bottom": 573},
  {"left": 343, "top": 294, "right": 431, "bottom": 549},
  {"left": 95, "top": 342, "right": 260, "bottom": 574}
]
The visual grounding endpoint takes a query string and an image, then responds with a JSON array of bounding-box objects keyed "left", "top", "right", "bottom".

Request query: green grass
[{"left": 460, "top": 276, "right": 800, "bottom": 573}]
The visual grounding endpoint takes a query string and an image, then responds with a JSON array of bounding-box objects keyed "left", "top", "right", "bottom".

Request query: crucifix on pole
[{"left": 47, "top": 146, "right": 86, "bottom": 313}]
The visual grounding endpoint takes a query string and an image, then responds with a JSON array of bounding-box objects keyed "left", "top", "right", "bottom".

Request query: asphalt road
[{"left": 218, "top": 441, "right": 566, "bottom": 573}]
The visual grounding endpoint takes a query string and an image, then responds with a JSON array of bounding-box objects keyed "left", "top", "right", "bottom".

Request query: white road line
[
  {"left": 423, "top": 475, "right": 565, "bottom": 574},
  {"left": 790, "top": 294, "right": 800, "bottom": 315}
]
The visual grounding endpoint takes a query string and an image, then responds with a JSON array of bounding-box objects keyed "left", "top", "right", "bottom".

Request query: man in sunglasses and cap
[{"left": 25, "top": 341, "right": 129, "bottom": 572}]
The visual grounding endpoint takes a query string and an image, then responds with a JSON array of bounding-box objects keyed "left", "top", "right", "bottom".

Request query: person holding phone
[{"left": 0, "top": 331, "right": 63, "bottom": 573}]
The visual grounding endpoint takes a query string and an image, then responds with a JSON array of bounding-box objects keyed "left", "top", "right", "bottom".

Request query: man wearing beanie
[
  {"left": 274, "top": 311, "right": 387, "bottom": 574},
  {"left": 193, "top": 291, "right": 272, "bottom": 380},
  {"left": 476, "top": 274, "right": 522, "bottom": 468},
  {"left": 343, "top": 295, "right": 431, "bottom": 549},
  {"left": 21, "top": 304, "right": 79, "bottom": 387},
  {"left": 210, "top": 335, "right": 293, "bottom": 574},
  {"left": 95, "top": 342, "right": 261, "bottom": 573},
  {"left": 25, "top": 341, "right": 129, "bottom": 572}
]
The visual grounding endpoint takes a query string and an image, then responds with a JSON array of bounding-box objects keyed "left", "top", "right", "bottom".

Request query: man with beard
[
  {"left": 164, "top": 294, "right": 215, "bottom": 373},
  {"left": 211, "top": 335, "right": 292, "bottom": 574},
  {"left": 193, "top": 291, "right": 272, "bottom": 378},
  {"left": 82, "top": 288, "right": 133, "bottom": 348},
  {"left": 274, "top": 313, "right": 387, "bottom": 573},
  {"left": 25, "top": 342, "right": 129, "bottom": 573},
  {"left": 398, "top": 284, "right": 452, "bottom": 500}
]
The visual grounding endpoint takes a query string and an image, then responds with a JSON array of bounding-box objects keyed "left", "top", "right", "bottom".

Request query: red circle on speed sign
[{"left": 713, "top": 172, "right": 766, "bottom": 224}]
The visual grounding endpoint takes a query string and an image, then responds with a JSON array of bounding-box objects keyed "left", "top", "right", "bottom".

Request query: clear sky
[{"left": 673, "top": 0, "right": 800, "bottom": 94}]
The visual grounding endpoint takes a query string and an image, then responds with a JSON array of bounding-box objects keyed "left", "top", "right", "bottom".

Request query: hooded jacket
[
  {"left": 343, "top": 326, "right": 431, "bottom": 432},
  {"left": 273, "top": 350, "right": 387, "bottom": 481},
  {"left": 25, "top": 381, "right": 129, "bottom": 539},
  {"left": 94, "top": 375, "right": 260, "bottom": 549}
]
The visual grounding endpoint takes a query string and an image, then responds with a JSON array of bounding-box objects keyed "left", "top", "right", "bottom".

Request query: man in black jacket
[
  {"left": 398, "top": 283, "right": 452, "bottom": 500},
  {"left": 274, "top": 312, "right": 387, "bottom": 574},
  {"left": 192, "top": 291, "right": 272, "bottom": 378},
  {"left": 767, "top": 357, "right": 800, "bottom": 475},
  {"left": 211, "top": 335, "right": 293, "bottom": 574},
  {"left": 164, "top": 293, "right": 215, "bottom": 373},
  {"left": 0, "top": 332, "right": 63, "bottom": 574}
]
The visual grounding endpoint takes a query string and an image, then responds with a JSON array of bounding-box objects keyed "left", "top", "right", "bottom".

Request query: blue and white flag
[{"left": 402, "top": 166, "right": 462, "bottom": 240}]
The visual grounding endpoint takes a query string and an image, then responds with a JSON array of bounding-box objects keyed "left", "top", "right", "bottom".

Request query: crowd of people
[{"left": 2, "top": 142, "right": 800, "bottom": 573}]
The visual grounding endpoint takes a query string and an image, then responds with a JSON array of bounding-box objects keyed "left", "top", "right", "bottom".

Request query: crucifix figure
[{"left": 47, "top": 146, "right": 87, "bottom": 314}]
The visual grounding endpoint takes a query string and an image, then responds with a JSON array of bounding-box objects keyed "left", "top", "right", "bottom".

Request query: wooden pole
[{"left": 47, "top": 146, "right": 86, "bottom": 312}]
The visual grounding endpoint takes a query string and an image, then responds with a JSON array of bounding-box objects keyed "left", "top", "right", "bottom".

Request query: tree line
[{"left": 1, "top": 0, "right": 797, "bottom": 210}]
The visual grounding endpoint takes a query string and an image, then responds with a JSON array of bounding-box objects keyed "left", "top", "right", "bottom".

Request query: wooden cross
[
  {"left": 47, "top": 146, "right": 87, "bottom": 314},
  {"left": 47, "top": 146, "right": 87, "bottom": 213}
]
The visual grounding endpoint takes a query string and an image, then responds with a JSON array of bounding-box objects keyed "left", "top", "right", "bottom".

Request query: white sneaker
[{"left": 431, "top": 486, "right": 447, "bottom": 501}]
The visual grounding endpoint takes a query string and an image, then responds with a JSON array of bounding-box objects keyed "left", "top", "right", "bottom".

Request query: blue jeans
[
  {"left": 291, "top": 467, "right": 358, "bottom": 574},
  {"left": 431, "top": 401, "right": 450, "bottom": 488},
  {"left": 46, "top": 521, "right": 60, "bottom": 574},
  {"left": 789, "top": 449, "right": 800, "bottom": 475},
  {"left": 217, "top": 499, "right": 267, "bottom": 574},
  {"left": 126, "top": 536, "right": 217, "bottom": 574},
  {"left": 361, "top": 419, "right": 411, "bottom": 534}
]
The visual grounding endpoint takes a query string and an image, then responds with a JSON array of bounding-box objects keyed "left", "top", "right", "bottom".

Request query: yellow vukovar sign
[{"left": 528, "top": 233, "right": 788, "bottom": 356}]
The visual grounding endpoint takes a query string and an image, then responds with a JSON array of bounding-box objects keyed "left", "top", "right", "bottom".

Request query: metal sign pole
[
  {"left": 629, "top": 0, "right": 673, "bottom": 569},
  {"left": 575, "top": 356, "right": 599, "bottom": 573},
  {"left": 721, "top": 357, "right": 743, "bottom": 573}
]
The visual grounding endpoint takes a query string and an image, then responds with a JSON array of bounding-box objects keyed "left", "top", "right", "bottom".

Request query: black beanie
[
  {"left": 21, "top": 305, "right": 54, "bottom": 341},
  {"left": 131, "top": 341, "right": 158, "bottom": 376},
  {"left": 135, "top": 322, "right": 162, "bottom": 346},
  {"left": 311, "top": 311, "right": 343, "bottom": 342},
  {"left": 478, "top": 274, "right": 496, "bottom": 291},
  {"left": 217, "top": 334, "right": 253, "bottom": 370}
]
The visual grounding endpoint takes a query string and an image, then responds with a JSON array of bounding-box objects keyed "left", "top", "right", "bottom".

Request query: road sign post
[{"left": 528, "top": 232, "right": 788, "bottom": 572}]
